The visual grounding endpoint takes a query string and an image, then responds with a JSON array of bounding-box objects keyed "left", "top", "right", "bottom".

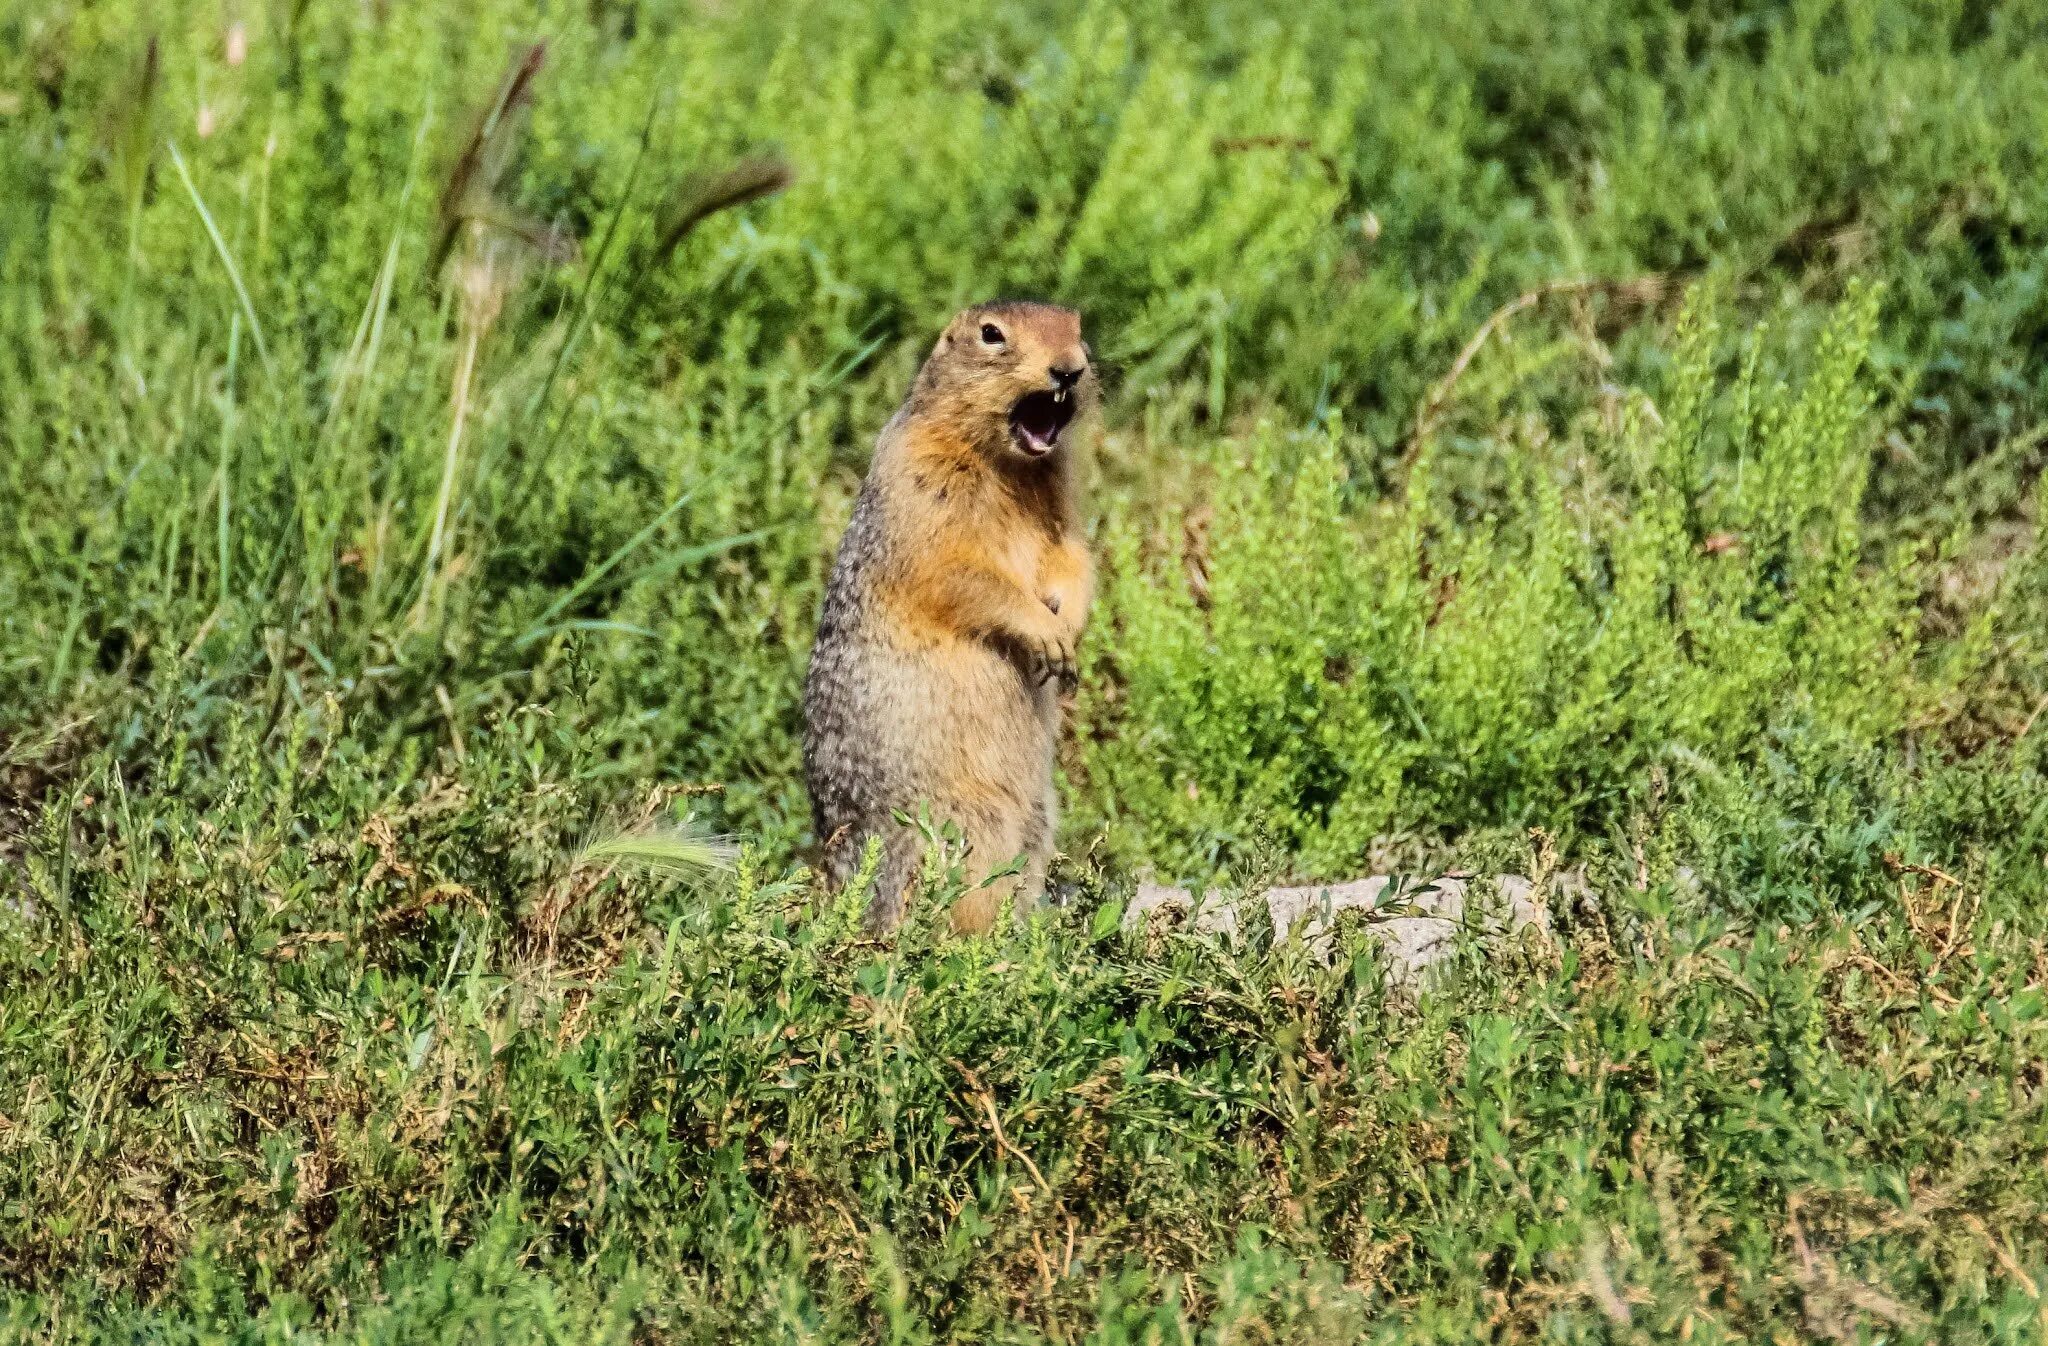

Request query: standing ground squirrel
[{"left": 804, "top": 301, "right": 1096, "bottom": 934}]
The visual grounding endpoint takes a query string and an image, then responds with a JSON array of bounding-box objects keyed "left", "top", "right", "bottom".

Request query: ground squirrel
[{"left": 804, "top": 301, "right": 1096, "bottom": 935}]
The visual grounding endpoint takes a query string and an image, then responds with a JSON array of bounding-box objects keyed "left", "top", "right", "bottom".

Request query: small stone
[{"left": 1122, "top": 871, "right": 1560, "bottom": 994}]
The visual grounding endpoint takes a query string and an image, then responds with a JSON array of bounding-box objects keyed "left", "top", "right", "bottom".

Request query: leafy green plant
[{"left": 1077, "top": 288, "right": 1934, "bottom": 877}]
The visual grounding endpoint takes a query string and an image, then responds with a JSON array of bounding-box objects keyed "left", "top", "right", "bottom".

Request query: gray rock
[{"left": 1125, "top": 871, "right": 1560, "bottom": 992}]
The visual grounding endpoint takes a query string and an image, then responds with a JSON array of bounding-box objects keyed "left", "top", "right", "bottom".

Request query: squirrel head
[{"left": 914, "top": 301, "right": 1096, "bottom": 464}]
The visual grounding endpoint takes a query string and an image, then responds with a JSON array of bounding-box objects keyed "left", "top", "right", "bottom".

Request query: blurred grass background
[{"left": 3, "top": 0, "right": 2048, "bottom": 1340}]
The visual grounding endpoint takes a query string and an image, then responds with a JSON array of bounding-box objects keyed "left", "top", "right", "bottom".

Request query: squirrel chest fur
[{"left": 803, "top": 301, "right": 1096, "bottom": 934}]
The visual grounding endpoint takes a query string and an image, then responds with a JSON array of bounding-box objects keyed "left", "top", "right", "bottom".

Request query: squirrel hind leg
[
  {"left": 949, "top": 815, "right": 1048, "bottom": 936},
  {"left": 857, "top": 825, "right": 924, "bottom": 935},
  {"left": 948, "top": 856, "right": 1048, "bottom": 936}
]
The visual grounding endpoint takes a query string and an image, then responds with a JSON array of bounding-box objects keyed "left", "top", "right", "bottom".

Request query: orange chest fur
[
  {"left": 899, "top": 492, "right": 1065, "bottom": 598},
  {"left": 906, "top": 437, "right": 1070, "bottom": 571},
  {"left": 875, "top": 440, "right": 1080, "bottom": 647}
]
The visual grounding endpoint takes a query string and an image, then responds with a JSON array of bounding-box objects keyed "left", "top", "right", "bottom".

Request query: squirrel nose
[{"left": 1049, "top": 364, "right": 1085, "bottom": 391}]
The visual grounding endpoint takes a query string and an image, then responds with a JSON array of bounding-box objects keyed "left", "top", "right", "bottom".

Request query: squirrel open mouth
[{"left": 1008, "top": 387, "right": 1075, "bottom": 457}]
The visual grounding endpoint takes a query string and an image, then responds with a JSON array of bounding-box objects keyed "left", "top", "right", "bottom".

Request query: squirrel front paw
[{"left": 1031, "top": 630, "right": 1078, "bottom": 688}]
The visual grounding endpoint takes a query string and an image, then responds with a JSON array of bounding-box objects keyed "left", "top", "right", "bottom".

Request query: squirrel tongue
[{"left": 1009, "top": 389, "right": 1069, "bottom": 455}]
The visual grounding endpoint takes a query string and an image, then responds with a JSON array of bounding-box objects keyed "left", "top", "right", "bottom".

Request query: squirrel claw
[{"left": 1034, "top": 634, "right": 1078, "bottom": 688}]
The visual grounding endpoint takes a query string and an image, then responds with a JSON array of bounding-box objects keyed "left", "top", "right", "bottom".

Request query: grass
[{"left": 2, "top": 0, "right": 2048, "bottom": 1339}]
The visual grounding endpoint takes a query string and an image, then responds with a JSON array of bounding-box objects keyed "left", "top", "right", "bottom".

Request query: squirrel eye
[{"left": 979, "top": 322, "right": 1005, "bottom": 346}]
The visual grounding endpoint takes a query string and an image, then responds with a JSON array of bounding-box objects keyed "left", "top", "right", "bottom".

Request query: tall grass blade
[
  {"left": 216, "top": 312, "right": 241, "bottom": 609},
  {"left": 324, "top": 99, "right": 435, "bottom": 447},
  {"left": 515, "top": 499, "right": 777, "bottom": 649},
  {"left": 523, "top": 92, "right": 664, "bottom": 438},
  {"left": 414, "top": 315, "right": 483, "bottom": 622},
  {"left": 166, "top": 140, "right": 273, "bottom": 377},
  {"left": 511, "top": 487, "right": 693, "bottom": 646}
]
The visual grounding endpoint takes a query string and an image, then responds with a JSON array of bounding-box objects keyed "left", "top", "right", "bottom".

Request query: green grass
[{"left": 3, "top": 0, "right": 2048, "bottom": 1339}]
